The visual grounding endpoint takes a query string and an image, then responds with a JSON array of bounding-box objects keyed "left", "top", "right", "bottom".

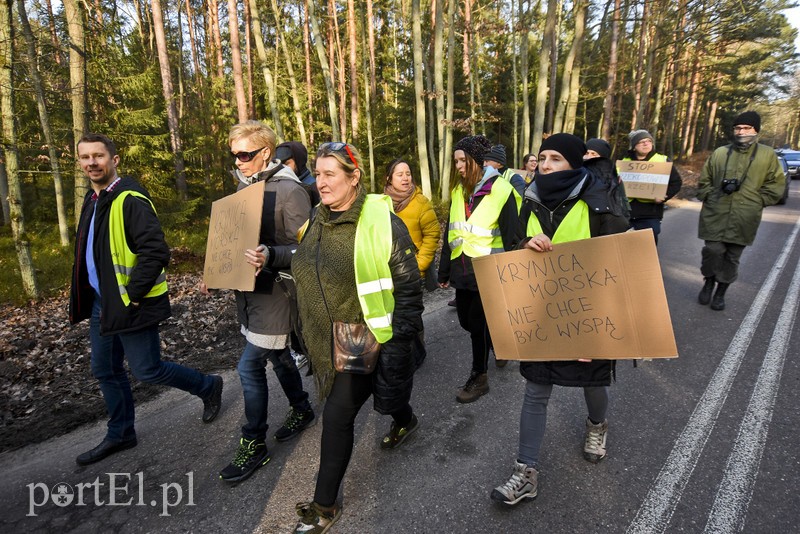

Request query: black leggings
[
  {"left": 455, "top": 288, "right": 492, "bottom": 374},
  {"left": 314, "top": 372, "right": 413, "bottom": 507}
]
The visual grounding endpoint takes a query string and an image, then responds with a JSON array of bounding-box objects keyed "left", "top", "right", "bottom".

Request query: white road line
[
  {"left": 626, "top": 216, "right": 800, "bottom": 534},
  {"left": 703, "top": 250, "right": 800, "bottom": 533}
]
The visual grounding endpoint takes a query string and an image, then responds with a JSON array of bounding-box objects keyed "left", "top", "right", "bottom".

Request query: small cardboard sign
[
  {"left": 202, "top": 182, "right": 264, "bottom": 291},
  {"left": 472, "top": 230, "right": 678, "bottom": 361},
  {"left": 617, "top": 160, "right": 673, "bottom": 200}
]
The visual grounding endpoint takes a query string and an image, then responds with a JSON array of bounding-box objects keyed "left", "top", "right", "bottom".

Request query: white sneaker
[
  {"left": 583, "top": 418, "right": 608, "bottom": 463},
  {"left": 490, "top": 461, "right": 538, "bottom": 505}
]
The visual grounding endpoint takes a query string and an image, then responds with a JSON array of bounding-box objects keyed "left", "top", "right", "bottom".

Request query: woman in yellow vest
[
  {"left": 437, "top": 135, "right": 521, "bottom": 403},
  {"left": 491, "top": 133, "right": 628, "bottom": 506},
  {"left": 291, "top": 143, "right": 424, "bottom": 532},
  {"left": 383, "top": 158, "right": 441, "bottom": 287}
]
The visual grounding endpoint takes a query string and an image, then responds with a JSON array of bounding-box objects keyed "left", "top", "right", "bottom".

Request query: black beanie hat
[
  {"left": 275, "top": 141, "right": 309, "bottom": 173},
  {"left": 454, "top": 135, "right": 492, "bottom": 165},
  {"left": 733, "top": 111, "right": 761, "bottom": 133},
  {"left": 629, "top": 129, "right": 654, "bottom": 150},
  {"left": 539, "top": 133, "right": 586, "bottom": 170},
  {"left": 585, "top": 138, "right": 612, "bottom": 159},
  {"left": 484, "top": 145, "right": 507, "bottom": 166}
]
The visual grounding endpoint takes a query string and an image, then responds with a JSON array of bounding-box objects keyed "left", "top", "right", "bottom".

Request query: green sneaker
[
  {"left": 219, "top": 437, "right": 270, "bottom": 483},
  {"left": 380, "top": 414, "right": 419, "bottom": 449},
  {"left": 293, "top": 501, "right": 341, "bottom": 533}
]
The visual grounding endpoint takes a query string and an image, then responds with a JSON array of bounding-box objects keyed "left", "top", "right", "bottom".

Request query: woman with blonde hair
[
  {"left": 438, "top": 135, "right": 521, "bottom": 403},
  {"left": 291, "top": 142, "right": 424, "bottom": 532}
]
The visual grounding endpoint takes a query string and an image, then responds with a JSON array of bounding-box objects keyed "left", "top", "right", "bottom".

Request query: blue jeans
[
  {"left": 238, "top": 343, "right": 310, "bottom": 441},
  {"left": 90, "top": 297, "right": 214, "bottom": 441},
  {"left": 518, "top": 381, "right": 609, "bottom": 466},
  {"left": 631, "top": 218, "right": 661, "bottom": 245}
]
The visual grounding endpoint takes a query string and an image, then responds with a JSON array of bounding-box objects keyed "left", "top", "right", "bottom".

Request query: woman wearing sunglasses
[
  {"left": 291, "top": 142, "right": 424, "bottom": 533},
  {"left": 201, "top": 121, "right": 315, "bottom": 484},
  {"left": 438, "top": 135, "right": 521, "bottom": 403}
]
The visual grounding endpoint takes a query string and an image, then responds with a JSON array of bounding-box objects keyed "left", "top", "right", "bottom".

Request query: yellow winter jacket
[{"left": 395, "top": 188, "right": 441, "bottom": 276}]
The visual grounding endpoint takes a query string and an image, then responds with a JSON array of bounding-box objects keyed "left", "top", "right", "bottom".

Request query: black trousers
[
  {"left": 455, "top": 288, "right": 492, "bottom": 374},
  {"left": 314, "top": 372, "right": 413, "bottom": 507}
]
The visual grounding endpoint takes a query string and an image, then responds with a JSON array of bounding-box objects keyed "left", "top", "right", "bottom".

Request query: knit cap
[
  {"left": 628, "top": 130, "right": 654, "bottom": 150},
  {"left": 484, "top": 145, "right": 507, "bottom": 166},
  {"left": 275, "top": 141, "right": 309, "bottom": 173},
  {"left": 732, "top": 111, "right": 761, "bottom": 132},
  {"left": 454, "top": 135, "right": 493, "bottom": 166},
  {"left": 585, "top": 138, "right": 612, "bottom": 159},
  {"left": 539, "top": 133, "right": 586, "bottom": 170}
]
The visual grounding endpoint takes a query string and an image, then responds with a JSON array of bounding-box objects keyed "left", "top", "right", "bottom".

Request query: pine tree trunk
[
  {"left": 521, "top": 0, "right": 530, "bottom": 158},
  {"left": 441, "top": 0, "right": 456, "bottom": 201},
  {"left": 463, "top": 0, "right": 475, "bottom": 133},
  {"left": 553, "top": 0, "right": 585, "bottom": 135},
  {"left": 0, "top": 160, "right": 9, "bottom": 225},
  {"left": 0, "top": 0, "right": 39, "bottom": 297},
  {"left": 304, "top": 0, "right": 315, "bottom": 146},
  {"left": 601, "top": 0, "right": 621, "bottom": 140},
  {"left": 227, "top": 0, "right": 248, "bottom": 122},
  {"left": 63, "top": 0, "right": 89, "bottom": 227},
  {"left": 17, "top": 0, "right": 69, "bottom": 246},
  {"left": 412, "top": 0, "right": 432, "bottom": 198},
  {"left": 243, "top": 0, "right": 255, "bottom": 118},
  {"left": 630, "top": 0, "right": 647, "bottom": 130},
  {"left": 44, "top": 0, "right": 61, "bottom": 65},
  {"left": 512, "top": 0, "right": 519, "bottom": 164},
  {"left": 308, "top": 0, "right": 340, "bottom": 139},
  {"left": 152, "top": 0, "right": 188, "bottom": 199},
  {"left": 270, "top": 0, "right": 308, "bottom": 146},
  {"left": 328, "top": 0, "right": 347, "bottom": 140},
  {"left": 533, "top": 0, "right": 557, "bottom": 152},
  {"left": 361, "top": 22, "right": 376, "bottom": 191},
  {"left": 563, "top": 1, "right": 586, "bottom": 134},
  {"left": 248, "top": 0, "right": 284, "bottom": 138},
  {"left": 434, "top": 0, "right": 445, "bottom": 182},
  {"left": 366, "top": 0, "right": 377, "bottom": 98},
  {"left": 347, "top": 0, "right": 359, "bottom": 140}
]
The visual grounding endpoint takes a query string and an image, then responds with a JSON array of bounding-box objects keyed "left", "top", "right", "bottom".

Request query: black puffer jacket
[
  {"left": 518, "top": 170, "right": 629, "bottom": 387},
  {"left": 69, "top": 178, "right": 171, "bottom": 335},
  {"left": 293, "top": 188, "right": 424, "bottom": 414}
]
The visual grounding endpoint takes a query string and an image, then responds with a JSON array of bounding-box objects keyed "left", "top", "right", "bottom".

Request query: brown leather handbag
[{"left": 331, "top": 321, "right": 381, "bottom": 374}]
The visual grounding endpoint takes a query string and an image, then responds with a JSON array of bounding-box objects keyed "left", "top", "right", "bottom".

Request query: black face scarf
[{"left": 534, "top": 168, "right": 585, "bottom": 210}]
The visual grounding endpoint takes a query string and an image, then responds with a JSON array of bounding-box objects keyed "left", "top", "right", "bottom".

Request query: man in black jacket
[{"left": 69, "top": 133, "right": 223, "bottom": 466}]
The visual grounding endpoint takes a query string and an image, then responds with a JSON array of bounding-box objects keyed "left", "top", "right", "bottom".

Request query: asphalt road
[{"left": 2, "top": 182, "right": 799, "bottom": 533}]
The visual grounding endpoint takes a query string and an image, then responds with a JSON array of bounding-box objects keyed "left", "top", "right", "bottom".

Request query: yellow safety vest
[
  {"left": 109, "top": 191, "right": 168, "bottom": 306},
  {"left": 448, "top": 179, "right": 519, "bottom": 259},
  {"left": 620, "top": 153, "right": 668, "bottom": 203},
  {"left": 354, "top": 194, "right": 396, "bottom": 343},
  {"left": 526, "top": 200, "right": 591, "bottom": 244}
]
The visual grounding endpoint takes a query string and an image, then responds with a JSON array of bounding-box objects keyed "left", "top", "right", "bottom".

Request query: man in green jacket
[{"left": 697, "top": 111, "right": 786, "bottom": 311}]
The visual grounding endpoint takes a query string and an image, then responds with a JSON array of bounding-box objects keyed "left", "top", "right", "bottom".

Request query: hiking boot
[
  {"left": 490, "top": 461, "right": 538, "bottom": 505},
  {"left": 698, "top": 277, "right": 715, "bottom": 305},
  {"left": 456, "top": 372, "right": 489, "bottom": 403},
  {"left": 380, "top": 414, "right": 419, "bottom": 449},
  {"left": 274, "top": 407, "right": 315, "bottom": 442},
  {"left": 202, "top": 375, "right": 223, "bottom": 423},
  {"left": 710, "top": 282, "right": 729, "bottom": 311},
  {"left": 219, "top": 437, "right": 270, "bottom": 483},
  {"left": 293, "top": 501, "right": 341, "bottom": 533},
  {"left": 583, "top": 418, "right": 608, "bottom": 463}
]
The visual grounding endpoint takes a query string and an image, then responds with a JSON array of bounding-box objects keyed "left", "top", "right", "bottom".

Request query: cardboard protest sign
[
  {"left": 617, "top": 160, "right": 673, "bottom": 200},
  {"left": 203, "top": 182, "right": 264, "bottom": 291},
  {"left": 472, "top": 230, "right": 678, "bottom": 361}
]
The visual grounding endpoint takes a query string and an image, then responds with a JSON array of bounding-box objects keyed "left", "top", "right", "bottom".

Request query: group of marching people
[{"left": 72, "top": 117, "right": 684, "bottom": 533}]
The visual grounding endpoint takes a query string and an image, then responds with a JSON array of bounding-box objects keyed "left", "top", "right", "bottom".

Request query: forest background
[{"left": 1, "top": 0, "right": 799, "bottom": 303}]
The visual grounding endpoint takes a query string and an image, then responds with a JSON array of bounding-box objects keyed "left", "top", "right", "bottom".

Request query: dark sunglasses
[
  {"left": 320, "top": 142, "right": 359, "bottom": 169},
  {"left": 231, "top": 146, "right": 266, "bottom": 162}
]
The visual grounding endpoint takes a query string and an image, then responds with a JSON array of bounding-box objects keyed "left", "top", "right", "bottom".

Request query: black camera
[{"left": 721, "top": 178, "right": 741, "bottom": 195}]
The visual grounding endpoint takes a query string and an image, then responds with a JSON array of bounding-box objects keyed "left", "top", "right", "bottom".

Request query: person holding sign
[
  {"left": 620, "top": 129, "right": 682, "bottom": 244},
  {"left": 438, "top": 135, "right": 521, "bottom": 403},
  {"left": 69, "top": 134, "right": 223, "bottom": 466},
  {"left": 204, "top": 121, "right": 315, "bottom": 484},
  {"left": 491, "top": 133, "right": 628, "bottom": 506},
  {"left": 697, "top": 111, "right": 786, "bottom": 311},
  {"left": 291, "top": 143, "right": 424, "bottom": 533}
]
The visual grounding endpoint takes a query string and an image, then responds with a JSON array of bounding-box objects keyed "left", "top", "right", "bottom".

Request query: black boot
[
  {"left": 710, "top": 283, "right": 729, "bottom": 311},
  {"left": 698, "top": 277, "right": 716, "bottom": 305}
]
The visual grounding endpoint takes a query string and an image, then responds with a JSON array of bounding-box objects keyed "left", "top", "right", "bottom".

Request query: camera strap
[{"left": 723, "top": 143, "right": 758, "bottom": 186}]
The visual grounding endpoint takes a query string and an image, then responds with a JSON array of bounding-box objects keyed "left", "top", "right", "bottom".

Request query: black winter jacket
[
  {"left": 518, "top": 171, "right": 629, "bottom": 387},
  {"left": 438, "top": 176, "right": 521, "bottom": 291},
  {"left": 624, "top": 150, "right": 683, "bottom": 220},
  {"left": 69, "top": 178, "right": 171, "bottom": 335}
]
